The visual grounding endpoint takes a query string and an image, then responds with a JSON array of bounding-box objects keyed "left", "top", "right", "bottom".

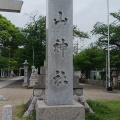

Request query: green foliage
[
  {"left": 110, "top": 49, "right": 120, "bottom": 68},
  {"left": 86, "top": 100, "right": 120, "bottom": 120},
  {"left": 85, "top": 113, "right": 100, "bottom": 120},
  {"left": 73, "top": 26, "right": 90, "bottom": 39},
  {"left": 87, "top": 100, "right": 111, "bottom": 114},
  {"left": 0, "top": 57, "right": 8, "bottom": 69},
  {"left": 0, "top": 14, "right": 25, "bottom": 70},
  {"left": 14, "top": 100, "right": 120, "bottom": 120},
  {"left": 92, "top": 10, "right": 120, "bottom": 49},
  {"left": 0, "top": 14, "right": 23, "bottom": 56},
  {"left": 13, "top": 104, "right": 36, "bottom": 120},
  {"left": 0, "top": 13, "right": 89, "bottom": 70},
  {"left": 73, "top": 46, "right": 106, "bottom": 71},
  {"left": 14, "top": 15, "right": 46, "bottom": 68},
  {"left": 91, "top": 10, "right": 120, "bottom": 68},
  {"left": 16, "top": 15, "right": 89, "bottom": 68}
]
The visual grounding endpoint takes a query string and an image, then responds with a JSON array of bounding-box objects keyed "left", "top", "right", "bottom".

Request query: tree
[
  {"left": 92, "top": 10, "right": 120, "bottom": 49},
  {"left": 14, "top": 15, "right": 46, "bottom": 69},
  {"left": 16, "top": 14, "right": 90, "bottom": 68},
  {"left": 73, "top": 46, "right": 106, "bottom": 72},
  {"left": 0, "top": 14, "right": 24, "bottom": 72},
  {"left": 91, "top": 10, "right": 120, "bottom": 68},
  {"left": 73, "top": 25, "right": 90, "bottom": 39},
  {"left": 0, "top": 14, "right": 23, "bottom": 57},
  {"left": 0, "top": 56, "right": 8, "bottom": 69}
]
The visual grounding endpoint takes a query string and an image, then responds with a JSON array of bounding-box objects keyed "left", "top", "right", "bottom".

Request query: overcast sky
[{"left": 0, "top": 0, "right": 120, "bottom": 48}]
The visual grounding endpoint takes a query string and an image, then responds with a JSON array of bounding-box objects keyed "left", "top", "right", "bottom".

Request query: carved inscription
[
  {"left": 54, "top": 11, "right": 68, "bottom": 25},
  {"left": 53, "top": 70, "right": 68, "bottom": 86},
  {"left": 53, "top": 39, "right": 68, "bottom": 57}
]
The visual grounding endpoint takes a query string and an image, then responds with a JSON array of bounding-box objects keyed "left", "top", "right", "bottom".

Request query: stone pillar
[
  {"left": 113, "top": 77, "right": 118, "bottom": 88},
  {"left": 36, "top": 0, "right": 85, "bottom": 120},
  {"left": 45, "top": 0, "right": 73, "bottom": 105},
  {"left": 3, "top": 70, "right": 5, "bottom": 77},
  {"left": 22, "top": 60, "right": 29, "bottom": 87},
  {"left": 2, "top": 105, "right": 12, "bottom": 120}
]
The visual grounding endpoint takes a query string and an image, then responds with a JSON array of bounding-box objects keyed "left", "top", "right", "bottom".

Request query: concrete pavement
[{"left": 0, "top": 76, "right": 24, "bottom": 89}]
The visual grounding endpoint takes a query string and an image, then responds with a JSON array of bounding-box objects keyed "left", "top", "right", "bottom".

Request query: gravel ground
[{"left": 0, "top": 80, "right": 120, "bottom": 119}]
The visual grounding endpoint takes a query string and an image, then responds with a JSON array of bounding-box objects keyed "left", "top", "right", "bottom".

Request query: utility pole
[
  {"left": 33, "top": 46, "right": 34, "bottom": 66},
  {"left": 107, "top": 0, "right": 113, "bottom": 91}
]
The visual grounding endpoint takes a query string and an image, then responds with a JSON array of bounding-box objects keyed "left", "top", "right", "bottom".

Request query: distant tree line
[{"left": 0, "top": 13, "right": 89, "bottom": 73}]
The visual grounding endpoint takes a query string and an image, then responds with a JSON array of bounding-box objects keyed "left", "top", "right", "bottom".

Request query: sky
[{"left": 0, "top": 0, "right": 120, "bottom": 49}]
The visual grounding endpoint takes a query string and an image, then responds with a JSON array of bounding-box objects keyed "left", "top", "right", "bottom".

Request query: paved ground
[
  {"left": 0, "top": 78, "right": 120, "bottom": 119},
  {"left": 0, "top": 76, "right": 24, "bottom": 88},
  {"left": 83, "top": 84, "right": 120, "bottom": 100}
]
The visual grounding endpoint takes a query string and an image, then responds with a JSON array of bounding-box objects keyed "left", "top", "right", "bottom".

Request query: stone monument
[
  {"left": 29, "top": 66, "right": 38, "bottom": 87},
  {"left": 2, "top": 105, "right": 12, "bottom": 120},
  {"left": 10, "top": 70, "right": 14, "bottom": 77},
  {"left": 22, "top": 60, "right": 29, "bottom": 87},
  {"left": 36, "top": 0, "right": 85, "bottom": 120},
  {"left": 45, "top": 0, "right": 73, "bottom": 105}
]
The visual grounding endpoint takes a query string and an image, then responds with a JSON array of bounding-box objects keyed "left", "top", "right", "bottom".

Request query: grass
[
  {"left": 13, "top": 104, "right": 36, "bottom": 120},
  {"left": 13, "top": 100, "right": 120, "bottom": 120},
  {"left": 86, "top": 100, "right": 120, "bottom": 120}
]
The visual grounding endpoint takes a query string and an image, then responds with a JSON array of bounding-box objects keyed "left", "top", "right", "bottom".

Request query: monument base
[
  {"left": 36, "top": 100, "right": 85, "bottom": 120},
  {"left": 22, "top": 82, "right": 28, "bottom": 87}
]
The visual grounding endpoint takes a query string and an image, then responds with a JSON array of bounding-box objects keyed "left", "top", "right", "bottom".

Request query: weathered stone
[
  {"left": 33, "top": 89, "right": 45, "bottom": 99},
  {"left": 29, "top": 66, "right": 38, "bottom": 87},
  {"left": 73, "top": 76, "right": 83, "bottom": 88},
  {"left": 73, "top": 88, "right": 83, "bottom": 96},
  {"left": 22, "top": 60, "right": 29, "bottom": 87},
  {"left": 45, "top": 0, "right": 73, "bottom": 105},
  {"left": 10, "top": 70, "right": 14, "bottom": 78},
  {"left": 2, "top": 105, "right": 12, "bottom": 120},
  {"left": 36, "top": 0, "right": 85, "bottom": 119},
  {"left": 40, "top": 66, "right": 46, "bottom": 75},
  {"left": 35, "top": 74, "right": 83, "bottom": 90},
  {"left": 36, "top": 100, "right": 85, "bottom": 120},
  {"left": 73, "top": 95, "right": 95, "bottom": 114},
  {"left": 0, "top": 95, "right": 7, "bottom": 101},
  {"left": 34, "top": 75, "right": 45, "bottom": 89}
]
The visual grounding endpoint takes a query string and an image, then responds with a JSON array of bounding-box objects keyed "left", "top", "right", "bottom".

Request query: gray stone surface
[
  {"left": 29, "top": 66, "right": 38, "bottom": 87},
  {"left": 22, "top": 82, "right": 28, "bottom": 87},
  {"left": 73, "top": 89, "right": 83, "bottom": 96},
  {"left": 23, "top": 60, "right": 29, "bottom": 87},
  {"left": 33, "top": 89, "right": 45, "bottom": 99},
  {"left": 0, "top": 95, "right": 7, "bottom": 101},
  {"left": 35, "top": 74, "right": 83, "bottom": 90},
  {"left": 73, "top": 76, "right": 81, "bottom": 88},
  {"left": 46, "top": 0, "right": 73, "bottom": 105},
  {"left": 40, "top": 66, "right": 46, "bottom": 75},
  {"left": 0, "top": 76, "right": 24, "bottom": 89},
  {"left": 2, "top": 105, "right": 12, "bottom": 120},
  {"left": 34, "top": 75, "right": 45, "bottom": 89},
  {"left": 36, "top": 100, "right": 85, "bottom": 120}
]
